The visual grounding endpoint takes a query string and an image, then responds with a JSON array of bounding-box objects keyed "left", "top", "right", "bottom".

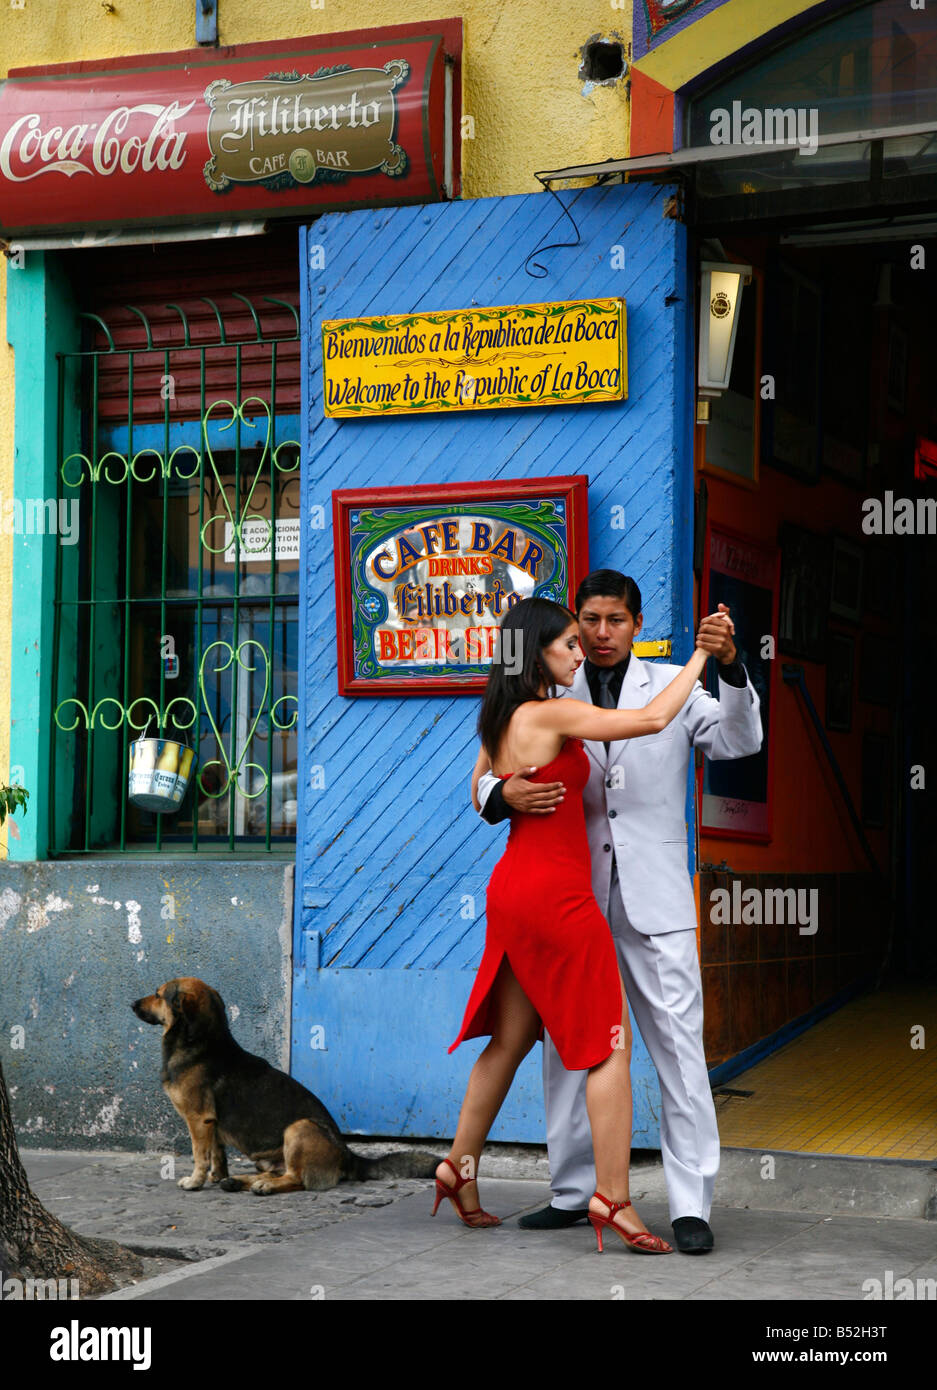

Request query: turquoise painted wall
[{"left": 6, "top": 253, "right": 80, "bottom": 861}]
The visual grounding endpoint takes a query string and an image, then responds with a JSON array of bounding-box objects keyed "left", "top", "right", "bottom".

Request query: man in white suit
[{"left": 476, "top": 570, "right": 763, "bottom": 1253}]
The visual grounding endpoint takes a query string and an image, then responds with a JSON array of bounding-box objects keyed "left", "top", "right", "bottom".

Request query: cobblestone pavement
[
  {"left": 21, "top": 1144, "right": 455, "bottom": 1260},
  {"left": 18, "top": 1146, "right": 937, "bottom": 1307}
]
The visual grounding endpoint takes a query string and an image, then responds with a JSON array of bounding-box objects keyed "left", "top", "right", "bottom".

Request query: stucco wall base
[{"left": 0, "top": 860, "right": 293, "bottom": 1151}]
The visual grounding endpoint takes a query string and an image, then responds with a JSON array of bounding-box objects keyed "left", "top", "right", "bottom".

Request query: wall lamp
[{"left": 697, "top": 260, "right": 751, "bottom": 422}]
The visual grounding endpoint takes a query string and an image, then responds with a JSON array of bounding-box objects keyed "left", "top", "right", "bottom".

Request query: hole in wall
[{"left": 579, "top": 40, "right": 626, "bottom": 85}]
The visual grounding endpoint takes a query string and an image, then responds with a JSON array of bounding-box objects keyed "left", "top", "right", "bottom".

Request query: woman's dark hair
[
  {"left": 477, "top": 597, "right": 576, "bottom": 758},
  {"left": 574, "top": 569, "right": 642, "bottom": 618}
]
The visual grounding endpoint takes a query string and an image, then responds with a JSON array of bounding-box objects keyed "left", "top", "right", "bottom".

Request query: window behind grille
[{"left": 51, "top": 231, "right": 302, "bottom": 855}]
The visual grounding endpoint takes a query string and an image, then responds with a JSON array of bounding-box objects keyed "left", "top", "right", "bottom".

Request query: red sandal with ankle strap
[
  {"left": 588, "top": 1192, "right": 672, "bottom": 1254},
  {"left": 431, "top": 1158, "right": 501, "bottom": 1228}
]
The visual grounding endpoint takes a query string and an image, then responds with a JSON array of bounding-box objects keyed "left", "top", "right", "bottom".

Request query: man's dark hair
[{"left": 574, "top": 570, "right": 642, "bottom": 618}]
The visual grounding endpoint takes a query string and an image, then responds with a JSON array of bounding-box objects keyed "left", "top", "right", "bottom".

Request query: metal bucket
[{"left": 128, "top": 734, "right": 197, "bottom": 814}]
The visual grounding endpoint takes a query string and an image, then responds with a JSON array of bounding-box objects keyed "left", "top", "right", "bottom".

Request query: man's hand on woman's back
[{"left": 502, "top": 767, "right": 566, "bottom": 814}]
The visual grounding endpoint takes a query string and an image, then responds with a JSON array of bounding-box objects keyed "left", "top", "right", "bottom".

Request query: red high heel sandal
[
  {"left": 431, "top": 1158, "right": 501, "bottom": 1228},
  {"left": 588, "top": 1192, "right": 672, "bottom": 1254}
]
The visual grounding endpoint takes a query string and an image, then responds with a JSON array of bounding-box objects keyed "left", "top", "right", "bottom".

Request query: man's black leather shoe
[
  {"left": 518, "top": 1203, "right": 590, "bottom": 1230},
  {"left": 671, "top": 1216, "right": 714, "bottom": 1253}
]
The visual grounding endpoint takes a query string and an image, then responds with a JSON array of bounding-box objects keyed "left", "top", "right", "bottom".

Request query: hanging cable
[{"left": 523, "top": 180, "right": 584, "bottom": 278}]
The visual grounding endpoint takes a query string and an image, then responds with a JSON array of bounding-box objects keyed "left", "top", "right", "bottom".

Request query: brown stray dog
[{"left": 132, "top": 977, "right": 438, "bottom": 1194}]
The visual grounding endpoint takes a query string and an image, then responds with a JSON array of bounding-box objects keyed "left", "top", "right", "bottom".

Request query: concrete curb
[
  {"left": 355, "top": 1140, "right": 937, "bottom": 1220},
  {"left": 717, "top": 1148, "right": 937, "bottom": 1221}
]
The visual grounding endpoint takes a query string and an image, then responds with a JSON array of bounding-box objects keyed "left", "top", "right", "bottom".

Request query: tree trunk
[{"left": 0, "top": 1057, "right": 142, "bottom": 1296}]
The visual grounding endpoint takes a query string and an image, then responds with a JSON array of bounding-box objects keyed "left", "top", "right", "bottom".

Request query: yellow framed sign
[{"left": 322, "top": 297, "right": 627, "bottom": 417}]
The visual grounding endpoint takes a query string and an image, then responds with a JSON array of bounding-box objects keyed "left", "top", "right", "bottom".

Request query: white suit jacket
[{"left": 476, "top": 655, "right": 763, "bottom": 936}]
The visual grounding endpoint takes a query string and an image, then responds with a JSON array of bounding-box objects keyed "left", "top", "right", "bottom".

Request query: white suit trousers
[{"left": 542, "top": 867, "right": 720, "bottom": 1221}]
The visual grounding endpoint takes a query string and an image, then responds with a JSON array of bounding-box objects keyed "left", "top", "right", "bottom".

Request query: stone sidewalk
[{"left": 19, "top": 1148, "right": 937, "bottom": 1302}]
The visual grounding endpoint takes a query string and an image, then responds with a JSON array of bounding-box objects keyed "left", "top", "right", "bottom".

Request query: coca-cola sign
[
  {"left": 0, "top": 23, "right": 458, "bottom": 236},
  {"left": 0, "top": 100, "right": 195, "bottom": 182}
]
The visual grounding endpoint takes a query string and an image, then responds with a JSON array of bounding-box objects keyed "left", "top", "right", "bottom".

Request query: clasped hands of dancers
[{"left": 437, "top": 593, "right": 731, "bottom": 1256}]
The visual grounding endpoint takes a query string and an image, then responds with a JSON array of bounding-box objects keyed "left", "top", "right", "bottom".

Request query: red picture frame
[{"left": 332, "top": 476, "right": 590, "bottom": 696}]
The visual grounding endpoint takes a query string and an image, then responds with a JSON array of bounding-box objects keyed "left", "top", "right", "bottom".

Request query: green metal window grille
[{"left": 50, "top": 293, "right": 301, "bottom": 855}]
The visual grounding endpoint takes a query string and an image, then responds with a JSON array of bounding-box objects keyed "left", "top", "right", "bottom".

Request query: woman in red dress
[{"left": 436, "top": 597, "right": 709, "bottom": 1254}]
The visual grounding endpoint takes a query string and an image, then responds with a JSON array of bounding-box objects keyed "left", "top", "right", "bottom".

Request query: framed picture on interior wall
[
  {"left": 887, "top": 323, "right": 908, "bottom": 414},
  {"left": 699, "top": 523, "right": 778, "bottom": 842},
  {"left": 861, "top": 731, "right": 889, "bottom": 829},
  {"left": 829, "top": 535, "right": 864, "bottom": 624},
  {"left": 778, "top": 522, "right": 831, "bottom": 662},
  {"left": 825, "top": 631, "right": 855, "bottom": 733},
  {"left": 763, "top": 262, "right": 821, "bottom": 483}
]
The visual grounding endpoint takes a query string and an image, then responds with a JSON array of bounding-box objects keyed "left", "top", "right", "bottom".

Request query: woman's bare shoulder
[{"left": 495, "top": 699, "right": 568, "bottom": 773}]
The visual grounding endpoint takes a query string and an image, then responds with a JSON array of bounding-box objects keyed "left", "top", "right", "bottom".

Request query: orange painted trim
[
  {"left": 693, "top": 874, "right": 702, "bottom": 960},
  {"left": 628, "top": 67, "right": 675, "bottom": 158}
]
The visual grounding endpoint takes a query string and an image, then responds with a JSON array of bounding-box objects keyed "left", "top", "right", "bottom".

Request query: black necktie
[{"left": 597, "top": 668, "right": 616, "bottom": 754}]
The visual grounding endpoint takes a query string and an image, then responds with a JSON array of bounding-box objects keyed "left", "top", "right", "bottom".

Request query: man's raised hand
[
  {"left": 501, "top": 767, "right": 565, "bottom": 814},
  {"left": 696, "top": 603, "right": 737, "bottom": 665}
]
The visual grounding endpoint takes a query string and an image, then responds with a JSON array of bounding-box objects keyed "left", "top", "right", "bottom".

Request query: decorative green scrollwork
[
  {"left": 271, "top": 695, "right": 298, "bottom": 731},
  {"left": 160, "top": 698, "right": 199, "bottom": 732},
  {"left": 53, "top": 389, "right": 298, "bottom": 815},
  {"left": 197, "top": 639, "right": 270, "bottom": 799},
  {"left": 272, "top": 438, "right": 300, "bottom": 473},
  {"left": 53, "top": 699, "right": 90, "bottom": 733},
  {"left": 51, "top": 697, "right": 126, "bottom": 732},
  {"left": 61, "top": 445, "right": 204, "bottom": 488},
  {"left": 61, "top": 450, "right": 131, "bottom": 488},
  {"left": 54, "top": 652, "right": 292, "bottom": 804},
  {"left": 200, "top": 398, "right": 274, "bottom": 557},
  {"left": 53, "top": 694, "right": 198, "bottom": 733},
  {"left": 59, "top": 395, "right": 297, "bottom": 511}
]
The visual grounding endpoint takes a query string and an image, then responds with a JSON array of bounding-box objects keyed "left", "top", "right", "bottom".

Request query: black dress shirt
[{"left": 479, "top": 652, "right": 748, "bottom": 825}]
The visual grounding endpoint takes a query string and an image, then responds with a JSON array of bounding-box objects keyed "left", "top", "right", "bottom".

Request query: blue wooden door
[{"left": 293, "top": 184, "right": 694, "bottom": 1141}]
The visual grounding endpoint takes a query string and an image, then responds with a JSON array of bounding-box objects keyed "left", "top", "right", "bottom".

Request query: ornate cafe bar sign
[
  {"left": 0, "top": 23, "right": 457, "bottom": 236},
  {"left": 332, "top": 478, "right": 589, "bottom": 695},
  {"left": 322, "top": 299, "right": 627, "bottom": 417}
]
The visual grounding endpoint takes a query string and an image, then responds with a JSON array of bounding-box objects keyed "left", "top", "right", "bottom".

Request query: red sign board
[
  {"left": 0, "top": 21, "right": 460, "bottom": 237},
  {"left": 914, "top": 435, "right": 937, "bottom": 480}
]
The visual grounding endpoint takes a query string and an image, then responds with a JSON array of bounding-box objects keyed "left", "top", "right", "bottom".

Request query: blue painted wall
[
  {"left": 295, "top": 184, "right": 691, "bottom": 1142},
  {"left": 1, "top": 861, "right": 293, "bottom": 1150}
]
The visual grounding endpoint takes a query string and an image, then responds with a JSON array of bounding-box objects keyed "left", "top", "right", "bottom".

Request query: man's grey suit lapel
[
  {"left": 607, "top": 654, "right": 651, "bottom": 772},
  {"left": 567, "top": 665, "right": 606, "bottom": 774},
  {"left": 567, "top": 655, "right": 651, "bottom": 775}
]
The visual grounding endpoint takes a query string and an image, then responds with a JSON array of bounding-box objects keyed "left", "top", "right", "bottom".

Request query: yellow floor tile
[{"left": 714, "top": 987, "right": 937, "bottom": 1160}]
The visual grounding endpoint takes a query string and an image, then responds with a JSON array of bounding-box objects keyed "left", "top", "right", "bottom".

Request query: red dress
[{"left": 449, "top": 738, "right": 622, "bottom": 1071}]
